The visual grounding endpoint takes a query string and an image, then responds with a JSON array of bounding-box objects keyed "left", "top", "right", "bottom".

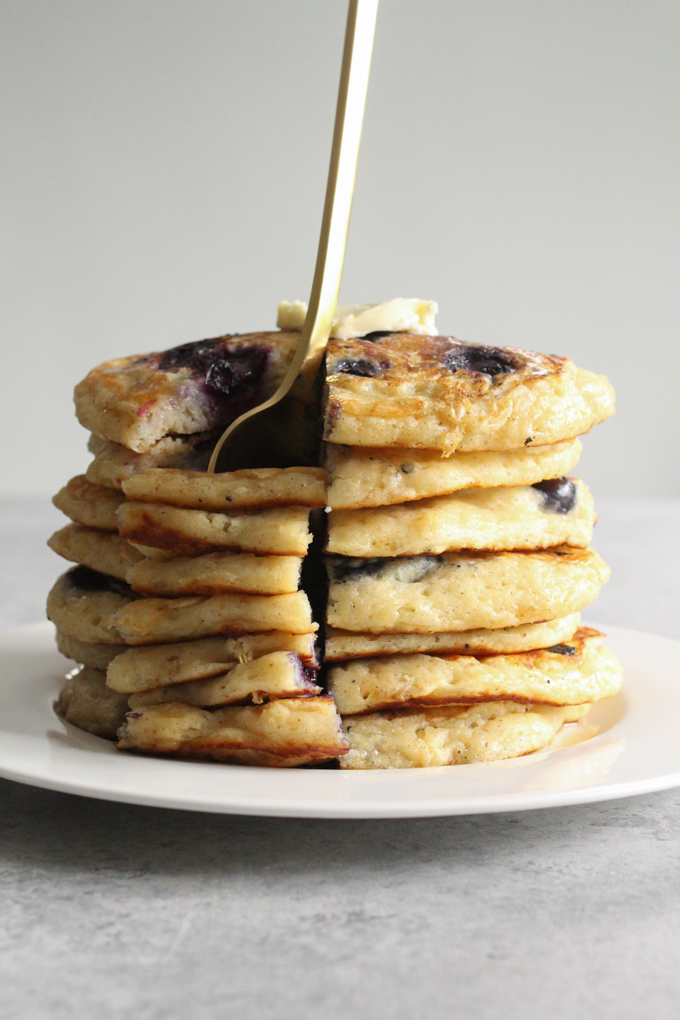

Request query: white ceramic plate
[{"left": 0, "top": 621, "right": 678, "bottom": 818}]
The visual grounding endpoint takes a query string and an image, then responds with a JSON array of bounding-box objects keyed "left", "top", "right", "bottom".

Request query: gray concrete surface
[{"left": 1, "top": 497, "right": 679, "bottom": 1019}]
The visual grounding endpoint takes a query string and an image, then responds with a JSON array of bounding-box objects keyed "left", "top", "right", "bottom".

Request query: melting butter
[{"left": 276, "top": 298, "right": 438, "bottom": 340}]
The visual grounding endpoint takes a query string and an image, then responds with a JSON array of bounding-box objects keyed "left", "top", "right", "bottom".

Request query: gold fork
[{"left": 208, "top": 0, "right": 379, "bottom": 473}]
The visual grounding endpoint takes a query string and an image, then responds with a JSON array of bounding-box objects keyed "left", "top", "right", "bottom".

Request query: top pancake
[
  {"left": 75, "top": 332, "right": 299, "bottom": 453},
  {"left": 323, "top": 334, "right": 614, "bottom": 452}
]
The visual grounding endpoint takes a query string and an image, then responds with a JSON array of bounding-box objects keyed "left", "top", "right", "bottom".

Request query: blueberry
[
  {"left": 325, "top": 557, "right": 385, "bottom": 582},
  {"left": 532, "top": 477, "right": 578, "bottom": 514},
  {"left": 547, "top": 643, "right": 577, "bottom": 656},
  {"left": 159, "top": 339, "right": 269, "bottom": 399},
  {"left": 66, "top": 566, "right": 131, "bottom": 597},
  {"left": 441, "top": 341, "right": 518, "bottom": 378},
  {"left": 361, "top": 331, "right": 394, "bottom": 342},
  {"left": 332, "top": 357, "right": 390, "bottom": 377}
]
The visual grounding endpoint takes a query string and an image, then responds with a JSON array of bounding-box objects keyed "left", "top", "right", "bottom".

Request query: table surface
[{"left": 2, "top": 495, "right": 680, "bottom": 1020}]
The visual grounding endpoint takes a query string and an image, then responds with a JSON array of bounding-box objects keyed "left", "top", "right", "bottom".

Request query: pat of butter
[{"left": 276, "top": 298, "right": 438, "bottom": 340}]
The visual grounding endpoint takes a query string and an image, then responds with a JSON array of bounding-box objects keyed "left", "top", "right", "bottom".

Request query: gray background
[{"left": 2, "top": 0, "right": 679, "bottom": 497}]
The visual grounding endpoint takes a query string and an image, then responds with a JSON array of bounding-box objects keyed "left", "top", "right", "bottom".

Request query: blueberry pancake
[
  {"left": 126, "top": 551, "right": 304, "bottom": 597},
  {"left": 107, "top": 632, "right": 319, "bottom": 693},
  {"left": 117, "top": 697, "right": 350, "bottom": 767},
  {"left": 329, "top": 628, "right": 621, "bottom": 714},
  {"left": 111, "top": 590, "right": 317, "bottom": 645},
  {"left": 324, "top": 334, "right": 615, "bottom": 452},
  {"left": 324, "top": 613, "right": 581, "bottom": 660},
  {"left": 53, "top": 475, "right": 127, "bottom": 530},
  {"left": 326, "top": 478, "right": 594, "bottom": 557},
  {"left": 48, "top": 524, "right": 144, "bottom": 580},
  {"left": 324, "top": 439, "right": 581, "bottom": 509},
  {"left": 340, "top": 702, "right": 589, "bottom": 770},
  {"left": 56, "top": 666, "right": 130, "bottom": 740},
  {"left": 75, "top": 331, "right": 299, "bottom": 453},
  {"left": 117, "top": 502, "right": 313, "bottom": 557},
  {"left": 86, "top": 433, "right": 214, "bottom": 490},
  {"left": 326, "top": 546, "right": 610, "bottom": 633},
  {"left": 46, "top": 567, "right": 137, "bottom": 645},
  {"left": 128, "top": 651, "right": 321, "bottom": 709},
  {"left": 122, "top": 466, "right": 327, "bottom": 511}
]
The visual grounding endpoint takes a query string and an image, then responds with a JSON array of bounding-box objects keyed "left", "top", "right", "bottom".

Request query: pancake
[
  {"left": 111, "top": 590, "right": 317, "bottom": 645},
  {"left": 323, "top": 334, "right": 614, "bottom": 452},
  {"left": 56, "top": 631, "right": 128, "bottom": 670},
  {"left": 52, "top": 475, "right": 126, "bottom": 530},
  {"left": 48, "top": 524, "right": 144, "bottom": 580},
  {"left": 107, "top": 632, "right": 319, "bottom": 693},
  {"left": 56, "top": 666, "right": 129, "bottom": 740},
  {"left": 329, "top": 628, "right": 622, "bottom": 714},
  {"left": 326, "top": 478, "right": 594, "bottom": 557},
  {"left": 86, "top": 433, "right": 214, "bottom": 490},
  {"left": 324, "top": 439, "right": 582, "bottom": 509},
  {"left": 326, "top": 546, "right": 610, "bottom": 633},
  {"left": 122, "top": 466, "right": 327, "bottom": 510},
  {"left": 46, "top": 568, "right": 136, "bottom": 645},
  {"left": 75, "top": 331, "right": 299, "bottom": 452},
  {"left": 117, "top": 696, "right": 349, "bottom": 767},
  {"left": 128, "top": 651, "right": 321, "bottom": 708},
  {"left": 324, "top": 613, "right": 581, "bottom": 660},
  {"left": 340, "top": 702, "right": 589, "bottom": 769},
  {"left": 126, "top": 551, "right": 303, "bottom": 597},
  {"left": 117, "top": 502, "right": 313, "bottom": 557}
]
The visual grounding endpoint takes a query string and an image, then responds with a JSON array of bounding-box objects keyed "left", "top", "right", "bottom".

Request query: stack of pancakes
[
  {"left": 321, "top": 332, "right": 621, "bottom": 768},
  {"left": 47, "top": 322, "right": 621, "bottom": 770},
  {"left": 47, "top": 331, "right": 349, "bottom": 765}
]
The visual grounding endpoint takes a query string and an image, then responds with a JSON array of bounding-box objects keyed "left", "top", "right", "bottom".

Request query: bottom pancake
[
  {"left": 117, "top": 697, "right": 349, "bottom": 767},
  {"left": 56, "top": 666, "right": 130, "bottom": 740},
  {"left": 329, "top": 628, "right": 622, "bottom": 714},
  {"left": 341, "top": 702, "right": 589, "bottom": 770}
]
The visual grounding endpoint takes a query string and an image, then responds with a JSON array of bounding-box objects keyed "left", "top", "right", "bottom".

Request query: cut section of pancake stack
[
  {"left": 322, "top": 331, "right": 621, "bottom": 769},
  {"left": 47, "top": 313, "right": 622, "bottom": 770},
  {"left": 48, "top": 336, "right": 349, "bottom": 765}
]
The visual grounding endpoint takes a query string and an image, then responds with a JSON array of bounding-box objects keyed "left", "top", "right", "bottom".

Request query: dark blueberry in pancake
[
  {"left": 362, "top": 331, "right": 395, "bottom": 342},
  {"left": 65, "top": 565, "right": 133, "bottom": 598},
  {"left": 547, "top": 643, "right": 577, "bottom": 656},
  {"left": 441, "top": 341, "right": 518, "bottom": 378},
  {"left": 333, "top": 357, "right": 392, "bottom": 377},
  {"left": 159, "top": 339, "right": 270, "bottom": 402},
  {"left": 326, "top": 555, "right": 443, "bottom": 584},
  {"left": 533, "top": 477, "right": 578, "bottom": 514},
  {"left": 325, "top": 557, "right": 386, "bottom": 583}
]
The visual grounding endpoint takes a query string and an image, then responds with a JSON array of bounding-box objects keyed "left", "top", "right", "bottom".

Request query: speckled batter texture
[
  {"left": 325, "top": 439, "right": 582, "bottom": 508},
  {"left": 340, "top": 702, "right": 589, "bottom": 769},
  {"left": 326, "top": 479, "right": 594, "bottom": 557},
  {"left": 323, "top": 613, "right": 581, "bottom": 660}
]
